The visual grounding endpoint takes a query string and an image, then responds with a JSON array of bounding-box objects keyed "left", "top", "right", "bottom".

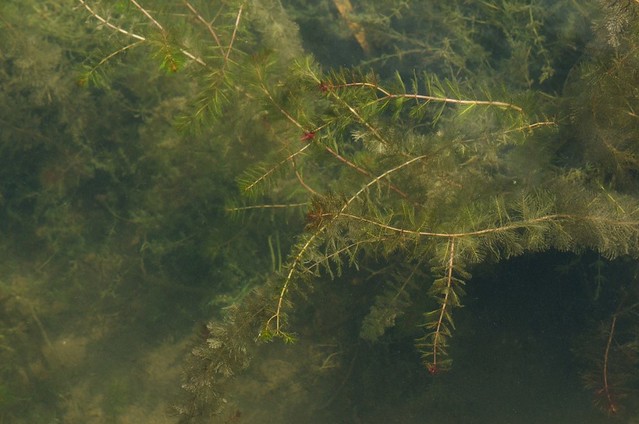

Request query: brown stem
[
  {"left": 601, "top": 312, "right": 619, "bottom": 414},
  {"left": 430, "top": 237, "right": 456, "bottom": 374}
]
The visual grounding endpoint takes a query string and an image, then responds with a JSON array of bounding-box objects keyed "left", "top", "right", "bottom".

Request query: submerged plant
[{"left": 73, "top": 0, "right": 639, "bottom": 421}]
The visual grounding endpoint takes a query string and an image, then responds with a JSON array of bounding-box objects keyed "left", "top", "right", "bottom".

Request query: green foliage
[
  {"left": 415, "top": 238, "right": 469, "bottom": 373},
  {"left": 7, "top": 0, "right": 639, "bottom": 421},
  {"left": 238, "top": 48, "right": 639, "bottom": 376},
  {"left": 563, "top": 2, "right": 639, "bottom": 192},
  {"left": 221, "top": 0, "right": 639, "bottom": 390},
  {"left": 359, "top": 262, "right": 423, "bottom": 342},
  {"left": 72, "top": 0, "right": 639, "bottom": 419},
  {"left": 0, "top": 1, "right": 290, "bottom": 421}
]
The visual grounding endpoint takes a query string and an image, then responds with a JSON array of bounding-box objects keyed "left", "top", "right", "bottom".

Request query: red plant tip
[
  {"left": 318, "top": 82, "right": 330, "bottom": 93},
  {"left": 427, "top": 364, "right": 438, "bottom": 375},
  {"left": 301, "top": 131, "right": 316, "bottom": 141}
]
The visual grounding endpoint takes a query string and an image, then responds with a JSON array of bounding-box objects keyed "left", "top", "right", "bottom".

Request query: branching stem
[
  {"left": 78, "top": 0, "right": 207, "bottom": 66},
  {"left": 226, "top": 4, "right": 243, "bottom": 63},
  {"left": 430, "top": 237, "right": 456, "bottom": 374},
  {"left": 266, "top": 155, "right": 429, "bottom": 336},
  {"left": 256, "top": 79, "right": 408, "bottom": 199},
  {"left": 334, "top": 212, "right": 639, "bottom": 239},
  {"left": 128, "top": 0, "right": 164, "bottom": 32},
  {"left": 182, "top": 0, "right": 224, "bottom": 51},
  {"left": 326, "top": 81, "right": 524, "bottom": 112},
  {"left": 78, "top": 0, "right": 145, "bottom": 40}
]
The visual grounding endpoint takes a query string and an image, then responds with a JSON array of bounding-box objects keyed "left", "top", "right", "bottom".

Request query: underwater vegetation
[{"left": 3, "top": 0, "right": 639, "bottom": 422}]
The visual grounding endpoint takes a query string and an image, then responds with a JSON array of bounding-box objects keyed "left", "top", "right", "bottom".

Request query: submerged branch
[{"left": 78, "top": 0, "right": 207, "bottom": 66}]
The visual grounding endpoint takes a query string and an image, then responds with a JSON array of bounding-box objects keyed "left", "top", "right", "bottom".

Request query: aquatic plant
[{"left": 71, "top": 0, "right": 639, "bottom": 421}]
